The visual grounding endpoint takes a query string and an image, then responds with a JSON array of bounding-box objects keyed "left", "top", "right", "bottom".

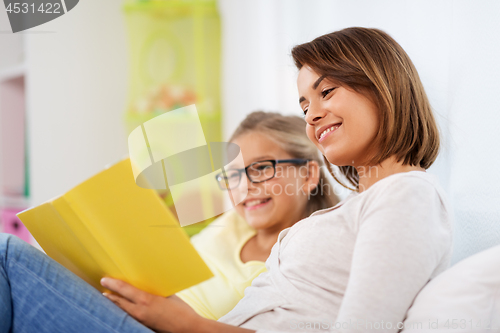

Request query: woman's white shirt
[{"left": 218, "top": 170, "right": 454, "bottom": 332}]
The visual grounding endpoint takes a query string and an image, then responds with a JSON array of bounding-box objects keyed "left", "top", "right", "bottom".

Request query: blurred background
[{"left": 0, "top": 0, "right": 499, "bottom": 265}]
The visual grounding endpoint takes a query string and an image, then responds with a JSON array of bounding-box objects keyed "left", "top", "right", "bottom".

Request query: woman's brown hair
[
  {"left": 291, "top": 27, "right": 441, "bottom": 190},
  {"left": 230, "top": 111, "right": 340, "bottom": 218}
]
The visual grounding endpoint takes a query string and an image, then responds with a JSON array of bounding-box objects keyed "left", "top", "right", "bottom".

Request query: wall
[{"left": 24, "top": 0, "right": 129, "bottom": 205}]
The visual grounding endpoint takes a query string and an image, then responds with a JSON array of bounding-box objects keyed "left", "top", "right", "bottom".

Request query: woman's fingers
[
  {"left": 103, "top": 292, "right": 136, "bottom": 314},
  {"left": 99, "top": 277, "right": 201, "bottom": 332},
  {"left": 100, "top": 277, "right": 144, "bottom": 303},
  {"left": 102, "top": 290, "right": 152, "bottom": 325}
]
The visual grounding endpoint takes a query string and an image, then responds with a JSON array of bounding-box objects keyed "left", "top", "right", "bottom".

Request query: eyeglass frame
[{"left": 215, "top": 158, "right": 312, "bottom": 190}]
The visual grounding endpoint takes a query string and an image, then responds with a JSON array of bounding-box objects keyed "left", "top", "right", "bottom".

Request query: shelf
[{"left": 0, "top": 63, "right": 26, "bottom": 82}]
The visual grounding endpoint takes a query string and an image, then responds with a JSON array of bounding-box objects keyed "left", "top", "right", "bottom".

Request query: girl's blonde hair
[
  {"left": 291, "top": 27, "right": 441, "bottom": 190},
  {"left": 229, "top": 111, "right": 340, "bottom": 218}
]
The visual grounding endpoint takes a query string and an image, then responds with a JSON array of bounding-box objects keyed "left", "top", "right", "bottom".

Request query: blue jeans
[{"left": 0, "top": 233, "right": 154, "bottom": 333}]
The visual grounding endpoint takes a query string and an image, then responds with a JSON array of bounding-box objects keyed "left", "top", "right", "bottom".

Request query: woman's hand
[{"left": 100, "top": 277, "right": 199, "bottom": 333}]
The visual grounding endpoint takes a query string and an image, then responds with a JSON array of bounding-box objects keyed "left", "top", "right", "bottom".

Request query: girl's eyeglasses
[{"left": 215, "top": 159, "right": 311, "bottom": 190}]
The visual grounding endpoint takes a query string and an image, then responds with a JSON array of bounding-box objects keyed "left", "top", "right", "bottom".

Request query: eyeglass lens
[
  {"left": 247, "top": 161, "right": 275, "bottom": 182},
  {"left": 217, "top": 161, "right": 276, "bottom": 190}
]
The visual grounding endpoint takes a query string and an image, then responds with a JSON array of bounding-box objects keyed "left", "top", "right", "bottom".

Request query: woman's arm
[
  {"left": 101, "top": 277, "right": 256, "bottom": 333},
  {"left": 334, "top": 177, "right": 452, "bottom": 331}
]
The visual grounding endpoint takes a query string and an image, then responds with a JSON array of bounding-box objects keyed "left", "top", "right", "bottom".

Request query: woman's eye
[
  {"left": 322, "top": 88, "right": 335, "bottom": 98},
  {"left": 302, "top": 108, "right": 308, "bottom": 117}
]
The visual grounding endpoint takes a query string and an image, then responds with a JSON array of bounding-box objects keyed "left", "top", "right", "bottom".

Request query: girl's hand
[{"left": 100, "top": 277, "right": 199, "bottom": 333}]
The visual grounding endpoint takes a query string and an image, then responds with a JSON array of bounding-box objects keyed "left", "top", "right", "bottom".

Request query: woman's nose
[{"left": 305, "top": 103, "right": 326, "bottom": 124}]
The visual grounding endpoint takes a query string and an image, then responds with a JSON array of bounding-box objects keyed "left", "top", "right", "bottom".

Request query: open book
[{"left": 17, "top": 157, "right": 213, "bottom": 296}]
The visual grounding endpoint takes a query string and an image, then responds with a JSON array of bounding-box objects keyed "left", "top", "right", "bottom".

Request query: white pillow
[{"left": 402, "top": 244, "right": 500, "bottom": 333}]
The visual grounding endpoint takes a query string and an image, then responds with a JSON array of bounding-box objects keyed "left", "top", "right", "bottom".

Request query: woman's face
[
  {"left": 297, "top": 66, "right": 380, "bottom": 167},
  {"left": 230, "top": 132, "right": 318, "bottom": 233}
]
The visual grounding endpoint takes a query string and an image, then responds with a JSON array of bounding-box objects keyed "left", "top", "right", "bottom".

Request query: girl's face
[
  {"left": 230, "top": 132, "right": 318, "bottom": 233},
  {"left": 297, "top": 66, "right": 380, "bottom": 167}
]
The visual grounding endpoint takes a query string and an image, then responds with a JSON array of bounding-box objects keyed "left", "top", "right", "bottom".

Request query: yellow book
[{"left": 17, "top": 157, "right": 213, "bottom": 296}]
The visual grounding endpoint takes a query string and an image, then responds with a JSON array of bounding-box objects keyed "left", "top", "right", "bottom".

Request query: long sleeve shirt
[{"left": 218, "top": 170, "right": 454, "bottom": 332}]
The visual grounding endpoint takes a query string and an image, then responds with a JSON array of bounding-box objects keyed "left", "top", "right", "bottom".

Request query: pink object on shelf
[{"left": 1, "top": 208, "right": 31, "bottom": 243}]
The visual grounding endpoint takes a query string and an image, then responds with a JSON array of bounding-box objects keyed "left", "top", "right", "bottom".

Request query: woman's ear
[{"left": 304, "top": 160, "right": 320, "bottom": 195}]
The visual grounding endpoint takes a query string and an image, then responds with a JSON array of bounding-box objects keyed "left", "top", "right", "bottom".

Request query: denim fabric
[{"left": 0, "top": 233, "right": 154, "bottom": 333}]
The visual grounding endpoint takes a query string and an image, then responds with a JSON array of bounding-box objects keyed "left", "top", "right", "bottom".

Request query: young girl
[
  {"left": 0, "top": 111, "right": 338, "bottom": 332},
  {"left": 98, "top": 27, "right": 453, "bottom": 332},
  {"left": 176, "top": 111, "right": 339, "bottom": 320}
]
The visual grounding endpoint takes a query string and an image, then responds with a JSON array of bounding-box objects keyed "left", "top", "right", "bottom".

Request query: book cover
[{"left": 17, "top": 157, "right": 213, "bottom": 296}]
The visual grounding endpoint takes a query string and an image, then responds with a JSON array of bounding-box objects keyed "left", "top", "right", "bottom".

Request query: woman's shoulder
[
  {"left": 360, "top": 170, "right": 449, "bottom": 207},
  {"left": 367, "top": 170, "right": 440, "bottom": 190},
  {"left": 310, "top": 171, "right": 452, "bottom": 223},
  {"left": 309, "top": 171, "right": 444, "bottom": 217},
  {"left": 356, "top": 170, "right": 454, "bottom": 230}
]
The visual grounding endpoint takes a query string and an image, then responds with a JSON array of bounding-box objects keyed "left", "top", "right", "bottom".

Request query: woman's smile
[{"left": 317, "top": 123, "right": 342, "bottom": 143}]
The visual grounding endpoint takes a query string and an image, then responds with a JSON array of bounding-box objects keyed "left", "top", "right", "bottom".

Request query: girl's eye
[
  {"left": 302, "top": 108, "right": 308, "bottom": 117},
  {"left": 322, "top": 88, "right": 335, "bottom": 98}
]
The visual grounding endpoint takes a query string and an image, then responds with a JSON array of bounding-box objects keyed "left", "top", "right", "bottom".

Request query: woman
[{"left": 100, "top": 27, "right": 453, "bottom": 332}]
